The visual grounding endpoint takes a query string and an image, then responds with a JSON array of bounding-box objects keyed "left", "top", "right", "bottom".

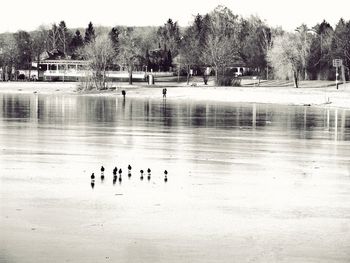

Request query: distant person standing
[
  {"left": 162, "top": 88, "right": 167, "bottom": 98},
  {"left": 203, "top": 75, "right": 209, "bottom": 85},
  {"left": 203, "top": 67, "right": 210, "bottom": 85}
]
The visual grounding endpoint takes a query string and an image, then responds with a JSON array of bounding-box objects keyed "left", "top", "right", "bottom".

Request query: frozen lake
[{"left": 1, "top": 93, "right": 350, "bottom": 262}]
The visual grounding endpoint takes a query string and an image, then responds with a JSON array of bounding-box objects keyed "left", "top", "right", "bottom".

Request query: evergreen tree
[
  {"left": 145, "top": 49, "right": 151, "bottom": 70},
  {"left": 331, "top": 18, "right": 350, "bottom": 80},
  {"left": 84, "top": 22, "right": 96, "bottom": 44},
  {"left": 309, "top": 20, "right": 334, "bottom": 80},
  {"left": 194, "top": 14, "right": 203, "bottom": 34},
  {"left": 14, "top": 30, "right": 32, "bottom": 70},
  {"left": 194, "top": 13, "right": 210, "bottom": 47},
  {"left": 69, "top": 30, "right": 84, "bottom": 59},
  {"left": 109, "top": 27, "right": 120, "bottom": 54},
  {"left": 167, "top": 49, "right": 172, "bottom": 70},
  {"left": 180, "top": 12, "right": 211, "bottom": 75},
  {"left": 161, "top": 46, "right": 168, "bottom": 71},
  {"left": 239, "top": 16, "right": 272, "bottom": 78},
  {"left": 157, "top": 18, "right": 181, "bottom": 57}
]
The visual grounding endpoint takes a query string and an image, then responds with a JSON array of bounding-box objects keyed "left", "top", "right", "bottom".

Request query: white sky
[{"left": 1, "top": 0, "right": 349, "bottom": 33}]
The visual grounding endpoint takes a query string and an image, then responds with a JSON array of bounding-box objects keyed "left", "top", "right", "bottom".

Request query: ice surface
[{"left": 1, "top": 94, "right": 350, "bottom": 262}]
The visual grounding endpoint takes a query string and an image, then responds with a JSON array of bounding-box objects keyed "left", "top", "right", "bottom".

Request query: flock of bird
[{"left": 90, "top": 165, "right": 168, "bottom": 188}]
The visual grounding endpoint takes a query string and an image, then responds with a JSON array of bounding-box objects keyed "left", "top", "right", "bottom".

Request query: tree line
[{"left": 1, "top": 5, "right": 350, "bottom": 89}]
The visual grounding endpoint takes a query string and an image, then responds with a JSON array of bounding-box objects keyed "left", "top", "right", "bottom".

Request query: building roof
[{"left": 39, "top": 60, "right": 89, "bottom": 65}]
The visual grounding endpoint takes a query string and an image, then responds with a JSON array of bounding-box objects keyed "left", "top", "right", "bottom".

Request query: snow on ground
[{"left": 1, "top": 81, "right": 349, "bottom": 109}]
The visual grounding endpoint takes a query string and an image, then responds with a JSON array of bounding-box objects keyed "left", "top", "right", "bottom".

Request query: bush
[
  {"left": 217, "top": 76, "right": 241, "bottom": 86},
  {"left": 18, "top": 74, "right": 26, "bottom": 80}
]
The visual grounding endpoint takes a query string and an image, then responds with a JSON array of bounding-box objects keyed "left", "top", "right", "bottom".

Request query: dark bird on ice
[
  {"left": 140, "top": 169, "right": 144, "bottom": 180},
  {"left": 164, "top": 170, "right": 168, "bottom": 182}
]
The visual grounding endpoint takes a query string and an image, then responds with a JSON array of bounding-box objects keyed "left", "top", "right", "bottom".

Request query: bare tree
[
  {"left": 117, "top": 29, "right": 142, "bottom": 85},
  {"left": 47, "top": 23, "right": 60, "bottom": 51},
  {"left": 267, "top": 33, "right": 303, "bottom": 88},
  {"left": 179, "top": 34, "right": 196, "bottom": 85},
  {"left": 203, "top": 35, "right": 238, "bottom": 83},
  {"left": 201, "top": 6, "right": 241, "bottom": 84},
  {"left": 295, "top": 24, "right": 314, "bottom": 80},
  {"left": 80, "top": 34, "right": 115, "bottom": 90},
  {"left": 58, "top": 21, "right": 72, "bottom": 57}
]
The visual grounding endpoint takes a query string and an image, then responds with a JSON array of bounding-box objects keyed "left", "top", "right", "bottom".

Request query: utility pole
[
  {"left": 336, "top": 65, "right": 338, "bottom": 89},
  {"left": 333, "top": 59, "right": 342, "bottom": 89}
]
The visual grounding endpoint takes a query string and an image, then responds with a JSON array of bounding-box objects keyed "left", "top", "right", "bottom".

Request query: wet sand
[{"left": 0, "top": 81, "right": 350, "bottom": 109}]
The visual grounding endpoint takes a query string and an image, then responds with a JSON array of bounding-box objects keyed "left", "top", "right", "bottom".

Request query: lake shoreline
[{"left": 0, "top": 81, "right": 349, "bottom": 109}]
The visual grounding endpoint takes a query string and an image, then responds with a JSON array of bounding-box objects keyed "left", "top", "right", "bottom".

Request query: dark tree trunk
[
  {"left": 186, "top": 64, "right": 190, "bottom": 85},
  {"left": 37, "top": 54, "right": 40, "bottom": 81},
  {"left": 293, "top": 71, "right": 299, "bottom": 88},
  {"left": 266, "top": 66, "right": 269, "bottom": 80},
  {"left": 129, "top": 67, "right": 133, "bottom": 85}
]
